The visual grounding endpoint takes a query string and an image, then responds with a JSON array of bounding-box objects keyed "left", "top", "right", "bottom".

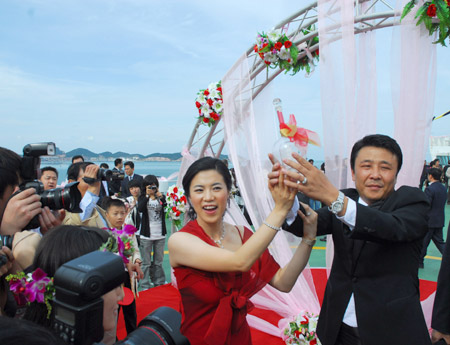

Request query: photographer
[
  {"left": 63, "top": 163, "right": 110, "bottom": 228},
  {"left": 137, "top": 175, "right": 167, "bottom": 289},
  {"left": 22, "top": 226, "right": 124, "bottom": 345}
]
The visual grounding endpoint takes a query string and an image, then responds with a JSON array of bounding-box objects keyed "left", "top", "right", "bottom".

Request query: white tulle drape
[
  {"left": 222, "top": 53, "right": 320, "bottom": 338},
  {"left": 392, "top": 0, "right": 437, "bottom": 330},
  {"left": 318, "top": 0, "right": 378, "bottom": 272}
]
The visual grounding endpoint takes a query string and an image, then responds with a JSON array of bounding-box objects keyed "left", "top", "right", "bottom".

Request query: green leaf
[
  {"left": 401, "top": 0, "right": 418, "bottom": 20},
  {"left": 423, "top": 14, "right": 433, "bottom": 31},
  {"left": 415, "top": 4, "right": 429, "bottom": 24},
  {"left": 290, "top": 45, "right": 299, "bottom": 62}
]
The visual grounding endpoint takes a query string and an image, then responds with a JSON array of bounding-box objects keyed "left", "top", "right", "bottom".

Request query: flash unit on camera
[{"left": 23, "top": 142, "right": 56, "bottom": 157}]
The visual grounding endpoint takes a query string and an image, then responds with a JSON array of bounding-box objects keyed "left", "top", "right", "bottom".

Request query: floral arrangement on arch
[
  {"left": 282, "top": 311, "right": 321, "bottom": 345},
  {"left": 254, "top": 27, "right": 319, "bottom": 76},
  {"left": 195, "top": 81, "right": 223, "bottom": 127},
  {"left": 6, "top": 269, "right": 55, "bottom": 318},
  {"left": 100, "top": 224, "right": 137, "bottom": 264},
  {"left": 401, "top": 0, "right": 450, "bottom": 46},
  {"left": 165, "top": 185, "right": 187, "bottom": 229}
]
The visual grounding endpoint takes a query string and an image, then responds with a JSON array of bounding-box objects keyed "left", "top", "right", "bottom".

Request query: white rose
[
  {"left": 212, "top": 100, "right": 223, "bottom": 113},
  {"left": 201, "top": 105, "right": 211, "bottom": 116},
  {"left": 267, "top": 29, "right": 282, "bottom": 42},
  {"left": 277, "top": 46, "right": 291, "bottom": 60}
]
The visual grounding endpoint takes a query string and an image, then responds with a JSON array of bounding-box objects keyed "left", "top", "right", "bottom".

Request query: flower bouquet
[
  {"left": 100, "top": 224, "right": 137, "bottom": 264},
  {"left": 6, "top": 268, "right": 55, "bottom": 318},
  {"left": 401, "top": 0, "right": 450, "bottom": 46},
  {"left": 195, "top": 81, "right": 223, "bottom": 127},
  {"left": 254, "top": 27, "right": 319, "bottom": 76},
  {"left": 282, "top": 311, "right": 321, "bottom": 345},
  {"left": 165, "top": 185, "right": 187, "bottom": 229}
]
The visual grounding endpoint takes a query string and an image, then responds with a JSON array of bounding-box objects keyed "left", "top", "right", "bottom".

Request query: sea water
[{"left": 41, "top": 160, "right": 182, "bottom": 185}]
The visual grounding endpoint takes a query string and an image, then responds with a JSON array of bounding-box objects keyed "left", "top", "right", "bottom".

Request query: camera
[
  {"left": 17, "top": 142, "right": 83, "bottom": 229},
  {"left": 52, "top": 251, "right": 189, "bottom": 345},
  {"left": 98, "top": 169, "right": 124, "bottom": 182},
  {"left": 52, "top": 251, "right": 125, "bottom": 345},
  {"left": 150, "top": 186, "right": 158, "bottom": 191},
  {"left": 0, "top": 234, "right": 13, "bottom": 250}
]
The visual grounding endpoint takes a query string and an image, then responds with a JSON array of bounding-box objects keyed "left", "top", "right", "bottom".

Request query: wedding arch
[{"left": 184, "top": 0, "right": 401, "bottom": 160}]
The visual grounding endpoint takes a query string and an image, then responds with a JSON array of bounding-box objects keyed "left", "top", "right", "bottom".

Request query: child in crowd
[
  {"left": 104, "top": 198, "right": 142, "bottom": 335},
  {"left": 125, "top": 179, "right": 142, "bottom": 232}
]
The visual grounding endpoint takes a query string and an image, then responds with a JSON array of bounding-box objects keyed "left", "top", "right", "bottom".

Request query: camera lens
[
  {"left": 151, "top": 186, "right": 157, "bottom": 190},
  {"left": 98, "top": 168, "right": 113, "bottom": 181},
  {"left": 40, "top": 181, "right": 82, "bottom": 213}
]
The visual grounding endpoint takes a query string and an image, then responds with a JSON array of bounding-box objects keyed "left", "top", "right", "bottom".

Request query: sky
[{"left": 0, "top": 0, "right": 449, "bottom": 159}]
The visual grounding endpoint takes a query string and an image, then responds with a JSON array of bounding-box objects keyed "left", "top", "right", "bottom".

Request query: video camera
[
  {"left": 52, "top": 251, "right": 189, "bottom": 345},
  {"left": 18, "top": 142, "right": 82, "bottom": 229},
  {"left": 98, "top": 168, "right": 124, "bottom": 182}
]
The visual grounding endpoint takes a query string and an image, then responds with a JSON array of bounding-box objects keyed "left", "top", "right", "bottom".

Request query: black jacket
[
  {"left": 137, "top": 194, "right": 167, "bottom": 237},
  {"left": 285, "top": 186, "right": 431, "bottom": 345}
]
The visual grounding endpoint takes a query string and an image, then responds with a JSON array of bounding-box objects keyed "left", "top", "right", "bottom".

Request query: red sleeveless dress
[{"left": 173, "top": 220, "right": 280, "bottom": 345}]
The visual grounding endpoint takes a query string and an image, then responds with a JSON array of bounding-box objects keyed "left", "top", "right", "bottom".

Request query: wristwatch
[{"left": 328, "top": 191, "right": 345, "bottom": 215}]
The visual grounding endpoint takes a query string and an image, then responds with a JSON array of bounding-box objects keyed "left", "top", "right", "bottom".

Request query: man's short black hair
[
  {"left": 428, "top": 168, "right": 442, "bottom": 181},
  {"left": 71, "top": 155, "right": 84, "bottom": 163},
  {"left": 66, "top": 162, "right": 93, "bottom": 181},
  {"left": 99, "top": 163, "right": 109, "bottom": 169},
  {"left": 114, "top": 158, "right": 123, "bottom": 167},
  {"left": 124, "top": 161, "right": 134, "bottom": 169},
  {"left": 103, "top": 197, "right": 126, "bottom": 212},
  {"left": 350, "top": 134, "right": 403, "bottom": 175},
  {"left": 0, "top": 147, "right": 22, "bottom": 196},
  {"left": 128, "top": 179, "right": 142, "bottom": 191},
  {"left": 40, "top": 166, "right": 58, "bottom": 178}
]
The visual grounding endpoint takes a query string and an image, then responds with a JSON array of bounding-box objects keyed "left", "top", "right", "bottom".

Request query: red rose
[
  {"left": 207, "top": 98, "right": 213, "bottom": 106},
  {"left": 195, "top": 101, "right": 201, "bottom": 108},
  {"left": 427, "top": 3, "right": 437, "bottom": 17},
  {"left": 212, "top": 113, "right": 220, "bottom": 120},
  {"left": 203, "top": 117, "right": 209, "bottom": 123},
  {"left": 254, "top": 44, "right": 258, "bottom": 52},
  {"left": 316, "top": 49, "right": 320, "bottom": 56},
  {"left": 175, "top": 211, "right": 181, "bottom": 217},
  {"left": 264, "top": 60, "right": 271, "bottom": 65},
  {"left": 294, "top": 330, "right": 301, "bottom": 338},
  {"left": 173, "top": 187, "right": 178, "bottom": 193},
  {"left": 310, "top": 339, "right": 317, "bottom": 345},
  {"left": 262, "top": 42, "right": 268, "bottom": 49},
  {"left": 217, "top": 87, "right": 222, "bottom": 94},
  {"left": 204, "top": 89, "right": 210, "bottom": 96},
  {"left": 198, "top": 108, "right": 202, "bottom": 114},
  {"left": 172, "top": 206, "right": 177, "bottom": 212},
  {"left": 284, "top": 40, "right": 292, "bottom": 48},
  {"left": 274, "top": 42, "right": 283, "bottom": 50}
]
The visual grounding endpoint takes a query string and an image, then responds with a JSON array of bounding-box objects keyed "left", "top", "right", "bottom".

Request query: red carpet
[{"left": 117, "top": 268, "right": 437, "bottom": 343}]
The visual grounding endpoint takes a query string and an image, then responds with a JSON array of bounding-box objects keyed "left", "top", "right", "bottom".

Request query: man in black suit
[
  {"left": 121, "top": 161, "right": 143, "bottom": 198},
  {"left": 110, "top": 158, "right": 124, "bottom": 196},
  {"left": 270, "top": 134, "right": 431, "bottom": 345},
  {"left": 431, "top": 238, "right": 450, "bottom": 344},
  {"left": 420, "top": 167, "right": 447, "bottom": 268}
]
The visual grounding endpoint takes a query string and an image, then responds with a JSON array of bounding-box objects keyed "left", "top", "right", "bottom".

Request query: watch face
[{"left": 332, "top": 202, "right": 344, "bottom": 213}]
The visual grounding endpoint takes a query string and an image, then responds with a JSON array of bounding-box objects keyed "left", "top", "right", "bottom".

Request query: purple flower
[
  {"left": 9, "top": 277, "right": 28, "bottom": 305},
  {"left": 122, "top": 224, "right": 137, "bottom": 235},
  {"left": 25, "top": 268, "right": 51, "bottom": 303},
  {"left": 117, "top": 236, "right": 129, "bottom": 264}
]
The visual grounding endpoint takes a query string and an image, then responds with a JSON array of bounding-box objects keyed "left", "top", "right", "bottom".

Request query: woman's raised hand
[
  {"left": 268, "top": 167, "right": 296, "bottom": 214},
  {"left": 297, "top": 202, "right": 318, "bottom": 240}
]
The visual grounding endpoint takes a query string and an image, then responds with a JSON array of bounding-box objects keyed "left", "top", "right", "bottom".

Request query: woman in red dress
[{"left": 169, "top": 157, "right": 317, "bottom": 345}]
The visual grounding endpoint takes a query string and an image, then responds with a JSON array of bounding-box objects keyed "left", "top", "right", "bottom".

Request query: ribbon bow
[
  {"left": 278, "top": 112, "right": 320, "bottom": 148},
  {"left": 204, "top": 290, "right": 254, "bottom": 345}
]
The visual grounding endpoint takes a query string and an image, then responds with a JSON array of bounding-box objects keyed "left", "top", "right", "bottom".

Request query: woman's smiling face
[{"left": 188, "top": 169, "right": 229, "bottom": 226}]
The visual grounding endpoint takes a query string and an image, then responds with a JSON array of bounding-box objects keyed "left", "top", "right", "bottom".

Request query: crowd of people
[{"left": 0, "top": 133, "right": 449, "bottom": 345}]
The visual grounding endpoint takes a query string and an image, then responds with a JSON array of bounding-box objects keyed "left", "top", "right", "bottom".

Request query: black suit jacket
[
  {"left": 432, "top": 240, "right": 450, "bottom": 335},
  {"left": 285, "top": 186, "right": 431, "bottom": 345},
  {"left": 121, "top": 174, "right": 143, "bottom": 197},
  {"left": 425, "top": 181, "right": 447, "bottom": 228},
  {"left": 110, "top": 167, "right": 123, "bottom": 195}
]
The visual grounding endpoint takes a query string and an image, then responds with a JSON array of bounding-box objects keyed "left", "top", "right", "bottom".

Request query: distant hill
[
  {"left": 64, "top": 148, "right": 181, "bottom": 161},
  {"left": 146, "top": 152, "right": 182, "bottom": 160}
]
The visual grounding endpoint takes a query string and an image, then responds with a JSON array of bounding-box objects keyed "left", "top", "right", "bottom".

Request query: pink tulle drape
[{"left": 222, "top": 53, "right": 320, "bottom": 338}]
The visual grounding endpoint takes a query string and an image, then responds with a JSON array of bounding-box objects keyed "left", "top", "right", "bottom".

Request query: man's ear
[{"left": 351, "top": 169, "right": 356, "bottom": 182}]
